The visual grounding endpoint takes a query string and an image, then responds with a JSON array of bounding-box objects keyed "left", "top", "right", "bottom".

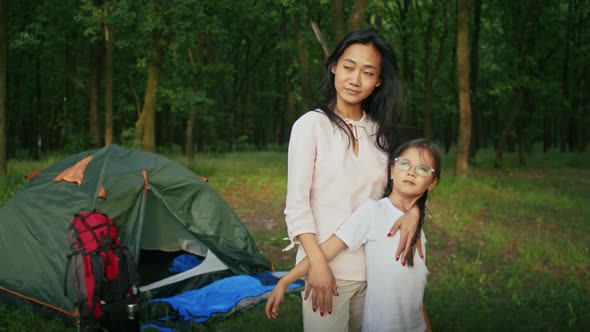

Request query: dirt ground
[{"left": 219, "top": 186, "right": 296, "bottom": 270}]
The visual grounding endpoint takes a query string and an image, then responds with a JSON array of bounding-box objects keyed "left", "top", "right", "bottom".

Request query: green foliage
[{"left": 5, "top": 0, "right": 589, "bottom": 158}]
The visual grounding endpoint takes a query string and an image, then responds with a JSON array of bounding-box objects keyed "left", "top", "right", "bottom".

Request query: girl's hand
[
  {"left": 304, "top": 260, "right": 338, "bottom": 316},
  {"left": 265, "top": 284, "right": 287, "bottom": 319},
  {"left": 387, "top": 206, "right": 419, "bottom": 264}
]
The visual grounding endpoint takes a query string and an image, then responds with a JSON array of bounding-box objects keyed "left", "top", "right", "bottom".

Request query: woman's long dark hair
[
  {"left": 382, "top": 139, "right": 442, "bottom": 267},
  {"left": 315, "top": 28, "right": 404, "bottom": 155}
]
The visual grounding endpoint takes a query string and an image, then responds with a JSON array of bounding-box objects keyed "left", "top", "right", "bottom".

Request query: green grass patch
[{"left": 0, "top": 149, "right": 588, "bottom": 331}]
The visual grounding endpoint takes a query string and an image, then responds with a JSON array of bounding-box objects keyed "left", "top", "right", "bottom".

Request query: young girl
[
  {"left": 284, "top": 28, "right": 420, "bottom": 331},
  {"left": 271, "top": 139, "right": 441, "bottom": 332}
]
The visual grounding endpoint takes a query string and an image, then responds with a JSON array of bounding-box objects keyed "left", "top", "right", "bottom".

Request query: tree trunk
[
  {"left": 141, "top": 46, "right": 165, "bottom": 152},
  {"left": 455, "top": 0, "right": 472, "bottom": 178},
  {"left": 297, "top": 13, "right": 311, "bottom": 112},
  {"left": 331, "top": 0, "right": 345, "bottom": 43},
  {"left": 543, "top": 116, "right": 552, "bottom": 152},
  {"left": 468, "top": 0, "right": 482, "bottom": 157},
  {"left": 495, "top": 92, "right": 519, "bottom": 167},
  {"left": 89, "top": 44, "right": 101, "bottom": 148},
  {"left": 443, "top": 110, "right": 453, "bottom": 153},
  {"left": 310, "top": 19, "right": 330, "bottom": 58},
  {"left": 373, "top": 0, "right": 384, "bottom": 30},
  {"left": 348, "top": 0, "right": 369, "bottom": 31},
  {"left": 495, "top": 0, "right": 537, "bottom": 167},
  {"left": 396, "top": 0, "right": 415, "bottom": 126},
  {"left": 422, "top": 1, "right": 435, "bottom": 139},
  {"left": 104, "top": 0, "right": 114, "bottom": 146},
  {"left": 186, "top": 33, "right": 205, "bottom": 168},
  {"left": 0, "top": 0, "right": 6, "bottom": 176},
  {"left": 560, "top": 0, "right": 573, "bottom": 152},
  {"left": 127, "top": 73, "right": 141, "bottom": 118}
]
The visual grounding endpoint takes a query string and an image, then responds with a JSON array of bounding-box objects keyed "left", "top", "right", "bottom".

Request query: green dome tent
[{"left": 0, "top": 145, "right": 271, "bottom": 319}]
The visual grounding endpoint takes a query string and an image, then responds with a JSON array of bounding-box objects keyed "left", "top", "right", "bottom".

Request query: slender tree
[
  {"left": 0, "top": 0, "right": 6, "bottom": 176},
  {"left": 186, "top": 34, "right": 204, "bottom": 168},
  {"left": 331, "top": 0, "right": 346, "bottom": 43},
  {"left": 456, "top": 0, "right": 472, "bottom": 177},
  {"left": 138, "top": 0, "right": 170, "bottom": 152},
  {"left": 104, "top": 0, "right": 113, "bottom": 146},
  {"left": 422, "top": 0, "right": 450, "bottom": 139},
  {"left": 88, "top": 44, "right": 101, "bottom": 147},
  {"left": 468, "top": 0, "right": 482, "bottom": 157}
]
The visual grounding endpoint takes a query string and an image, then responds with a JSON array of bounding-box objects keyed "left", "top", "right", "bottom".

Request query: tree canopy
[{"left": 1, "top": 0, "right": 588, "bottom": 173}]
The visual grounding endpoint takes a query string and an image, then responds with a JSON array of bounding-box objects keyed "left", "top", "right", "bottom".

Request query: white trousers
[{"left": 302, "top": 279, "right": 367, "bottom": 332}]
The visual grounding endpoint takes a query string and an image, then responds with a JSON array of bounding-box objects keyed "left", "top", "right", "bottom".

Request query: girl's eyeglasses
[{"left": 394, "top": 157, "right": 435, "bottom": 177}]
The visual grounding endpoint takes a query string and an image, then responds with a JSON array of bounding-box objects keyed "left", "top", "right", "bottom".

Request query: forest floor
[{"left": 0, "top": 149, "right": 588, "bottom": 331}]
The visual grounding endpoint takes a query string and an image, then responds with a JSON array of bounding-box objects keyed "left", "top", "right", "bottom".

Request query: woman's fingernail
[
  {"left": 320, "top": 311, "right": 324, "bottom": 316},
  {"left": 304, "top": 296, "right": 307, "bottom": 301},
  {"left": 312, "top": 307, "right": 316, "bottom": 312},
  {"left": 387, "top": 232, "right": 392, "bottom": 237},
  {"left": 420, "top": 254, "right": 424, "bottom": 259},
  {"left": 396, "top": 256, "right": 399, "bottom": 261},
  {"left": 402, "top": 260, "right": 406, "bottom": 266},
  {"left": 328, "top": 310, "right": 332, "bottom": 315}
]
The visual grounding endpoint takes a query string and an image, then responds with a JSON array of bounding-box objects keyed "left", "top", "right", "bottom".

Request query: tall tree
[
  {"left": 494, "top": 0, "right": 538, "bottom": 167},
  {"left": 138, "top": 0, "right": 170, "bottom": 152},
  {"left": 88, "top": 44, "right": 101, "bottom": 147},
  {"left": 331, "top": 0, "right": 346, "bottom": 43},
  {"left": 468, "top": 0, "right": 482, "bottom": 157},
  {"left": 455, "top": 0, "right": 472, "bottom": 177},
  {"left": 422, "top": 0, "right": 450, "bottom": 139},
  {"left": 0, "top": 0, "right": 6, "bottom": 176},
  {"left": 103, "top": 0, "right": 113, "bottom": 146},
  {"left": 186, "top": 33, "right": 204, "bottom": 168},
  {"left": 348, "top": 0, "right": 369, "bottom": 31}
]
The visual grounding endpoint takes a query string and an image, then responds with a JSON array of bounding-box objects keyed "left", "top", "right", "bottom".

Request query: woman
[{"left": 284, "top": 28, "right": 420, "bottom": 331}]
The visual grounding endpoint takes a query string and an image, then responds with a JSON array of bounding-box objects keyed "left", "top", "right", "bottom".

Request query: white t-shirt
[
  {"left": 284, "top": 110, "right": 388, "bottom": 281},
  {"left": 335, "top": 198, "right": 428, "bottom": 332}
]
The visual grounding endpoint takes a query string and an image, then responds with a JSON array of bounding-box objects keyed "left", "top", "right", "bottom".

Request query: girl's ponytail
[{"left": 406, "top": 191, "right": 429, "bottom": 267}]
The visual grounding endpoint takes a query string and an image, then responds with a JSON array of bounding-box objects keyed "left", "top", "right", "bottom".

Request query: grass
[{"left": 0, "top": 148, "right": 589, "bottom": 331}]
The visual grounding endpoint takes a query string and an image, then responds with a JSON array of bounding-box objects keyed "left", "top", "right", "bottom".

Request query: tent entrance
[{"left": 136, "top": 188, "right": 229, "bottom": 296}]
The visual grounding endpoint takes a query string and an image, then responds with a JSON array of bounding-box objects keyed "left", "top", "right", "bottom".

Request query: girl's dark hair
[
  {"left": 382, "top": 138, "right": 442, "bottom": 267},
  {"left": 316, "top": 28, "right": 404, "bottom": 155}
]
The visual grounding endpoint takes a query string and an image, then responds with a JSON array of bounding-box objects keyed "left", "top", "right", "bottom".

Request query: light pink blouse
[{"left": 284, "top": 110, "right": 389, "bottom": 281}]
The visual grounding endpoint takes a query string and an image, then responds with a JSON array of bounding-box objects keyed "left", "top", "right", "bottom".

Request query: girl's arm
[
  {"left": 423, "top": 303, "right": 432, "bottom": 332},
  {"left": 265, "top": 235, "right": 348, "bottom": 319}
]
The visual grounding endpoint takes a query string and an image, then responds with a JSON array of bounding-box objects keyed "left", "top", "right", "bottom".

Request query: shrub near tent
[{"left": 0, "top": 145, "right": 271, "bottom": 319}]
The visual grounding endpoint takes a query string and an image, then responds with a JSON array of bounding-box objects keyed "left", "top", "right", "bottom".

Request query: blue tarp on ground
[
  {"left": 168, "top": 254, "right": 204, "bottom": 273},
  {"left": 143, "top": 271, "right": 303, "bottom": 331}
]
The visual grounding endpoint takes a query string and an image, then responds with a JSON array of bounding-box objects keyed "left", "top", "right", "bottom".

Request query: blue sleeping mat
[{"left": 143, "top": 271, "right": 303, "bottom": 330}]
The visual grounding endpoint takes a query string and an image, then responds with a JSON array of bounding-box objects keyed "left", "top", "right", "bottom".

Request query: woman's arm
[
  {"left": 388, "top": 205, "right": 420, "bottom": 264},
  {"left": 265, "top": 235, "right": 347, "bottom": 319},
  {"left": 284, "top": 116, "right": 338, "bottom": 314}
]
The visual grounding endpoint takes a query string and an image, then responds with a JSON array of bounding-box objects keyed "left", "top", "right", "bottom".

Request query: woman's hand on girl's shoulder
[{"left": 388, "top": 206, "right": 421, "bottom": 264}]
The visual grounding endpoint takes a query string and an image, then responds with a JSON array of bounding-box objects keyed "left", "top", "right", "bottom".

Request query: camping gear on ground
[
  {"left": 65, "top": 210, "right": 139, "bottom": 331},
  {"left": 145, "top": 271, "right": 304, "bottom": 330},
  {"left": 0, "top": 145, "right": 271, "bottom": 326}
]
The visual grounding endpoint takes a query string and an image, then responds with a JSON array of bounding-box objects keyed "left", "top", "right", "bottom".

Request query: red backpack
[{"left": 64, "top": 210, "right": 139, "bottom": 328}]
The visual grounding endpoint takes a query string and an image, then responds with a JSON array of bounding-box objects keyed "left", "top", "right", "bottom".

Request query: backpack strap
[
  {"left": 76, "top": 213, "right": 102, "bottom": 247},
  {"left": 120, "top": 246, "right": 140, "bottom": 295},
  {"left": 88, "top": 252, "right": 105, "bottom": 318},
  {"left": 64, "top": 253, "right": 72, "bottom": 297},
  {"left": 99, "top": 232, "right": 112, "bottom": 265}
]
